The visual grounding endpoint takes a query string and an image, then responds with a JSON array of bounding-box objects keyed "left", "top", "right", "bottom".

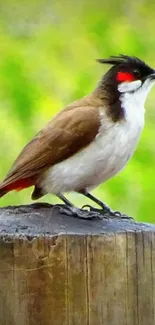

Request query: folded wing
[{"left": 0, "top": 97, "right": 101, "bottom": 194}]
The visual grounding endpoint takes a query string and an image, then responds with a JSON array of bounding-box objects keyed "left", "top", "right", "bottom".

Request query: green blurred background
[{"left": 0, "top": 0, "right": 155, "bottom": 223}]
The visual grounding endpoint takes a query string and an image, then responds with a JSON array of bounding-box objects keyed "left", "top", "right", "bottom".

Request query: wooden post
[{"left": 0, "top": 203, "right": 154, "bottom": 325}]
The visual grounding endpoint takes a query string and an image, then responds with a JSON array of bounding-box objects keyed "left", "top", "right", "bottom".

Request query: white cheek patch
[{"left": 118, "top": 80, "right": 142, "bottom": 93}]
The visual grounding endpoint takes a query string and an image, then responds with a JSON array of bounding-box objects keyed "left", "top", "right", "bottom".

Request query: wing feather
[{"left": 0, "top": 97, "right": 101, "bottom": 189}]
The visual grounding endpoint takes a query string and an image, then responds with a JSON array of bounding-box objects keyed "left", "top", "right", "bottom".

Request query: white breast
[{"left": 40, "top": 97, "right": 145, "bottom": 195}]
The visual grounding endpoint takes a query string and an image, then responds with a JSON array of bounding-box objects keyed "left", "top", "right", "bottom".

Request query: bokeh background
[{"left": 0, "top": 0, "right": 155, "bottom": 223}]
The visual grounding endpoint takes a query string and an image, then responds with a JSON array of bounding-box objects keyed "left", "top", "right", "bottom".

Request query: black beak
[
  {"left": 142, "top": 72, "right": 155, "bottom": 82},
  {"left": 148, "top": 72, "right": 155, "bottom": 80}
]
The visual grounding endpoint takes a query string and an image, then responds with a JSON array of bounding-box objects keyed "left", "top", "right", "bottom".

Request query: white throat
[{"left": 119, "top": 78, "right": 155, "bottom": 126}]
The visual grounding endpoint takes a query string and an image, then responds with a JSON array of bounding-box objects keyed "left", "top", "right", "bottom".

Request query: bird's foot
[
  {"left": 54, "top": 204, "right": 103, "bottom": 220},
  {"left": 82, "top": 204, "right": 133, "bottom": 220},
  {"left": 53, "top": 203, "right": 133, "bottom": 220}
]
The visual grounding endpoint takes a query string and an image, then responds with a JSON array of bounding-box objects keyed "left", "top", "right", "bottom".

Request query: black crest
[
  {"left": 97, "top": 54, "right": 154, "bottom": 77},
  {"left": 97, "top": 54, "right": 145, "bottom": 67}
]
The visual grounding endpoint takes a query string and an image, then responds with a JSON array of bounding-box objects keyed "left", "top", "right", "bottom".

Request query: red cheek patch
[{"left": 117, "top": 72, "right": 136, "bottom": 82}]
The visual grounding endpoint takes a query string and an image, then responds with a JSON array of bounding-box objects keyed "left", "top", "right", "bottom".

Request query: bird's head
[
  {"left": 98, "top": 54, "right": 155, "bottom": 95},
  {"left": 97, "top": 55, "right": 155, "bottom": 121}
]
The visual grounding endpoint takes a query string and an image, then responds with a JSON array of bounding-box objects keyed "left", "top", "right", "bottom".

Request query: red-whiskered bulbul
[{"left": 0, "top": 55, "right": 155, "bottom": 218}]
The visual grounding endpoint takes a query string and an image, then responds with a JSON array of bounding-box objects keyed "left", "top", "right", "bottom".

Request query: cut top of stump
[{"left": 0, "top": 203, "right": 154, "bottom": 238}]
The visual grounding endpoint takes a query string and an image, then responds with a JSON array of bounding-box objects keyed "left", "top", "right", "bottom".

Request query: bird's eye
[{"left": 133, "top": 69, "right": 141, "bottom": 78}]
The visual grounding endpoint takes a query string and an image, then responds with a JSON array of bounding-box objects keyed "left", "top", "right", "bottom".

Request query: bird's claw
[
  {"left": 82, "top": 204, "right": 113, "bottom": 217},
  {"left": 53, "top": 203, "right": 133, "bottom": 220},
  {"left": 56, "top": 204, "right": 102, "bottom": 219},
  {"left": 82, "top": 204, "right": 133, "bottom": 220}
]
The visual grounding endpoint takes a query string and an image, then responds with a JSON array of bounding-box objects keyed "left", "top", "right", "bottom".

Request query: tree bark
[{"left": 0, "top": 203, "right": 154, "bottom": 325}]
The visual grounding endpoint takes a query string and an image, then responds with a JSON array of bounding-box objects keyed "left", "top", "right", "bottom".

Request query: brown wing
[{"left": 0, "top": 96, "right": 101, "bottom": 189}]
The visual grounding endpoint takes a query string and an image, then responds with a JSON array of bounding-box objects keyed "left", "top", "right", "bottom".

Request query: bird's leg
[
  {"left": 57, "top": 194, "right": 73, "bottom": 206},
  {"left": 55, "top": 194, "right": 103, "bottom": 220},
  {"left": 80, "top": 190, "right": 124, "bottom": 217},
  {"left": 54, "top": 193, "right": 132, "bottom": 220},
  {"left": 81, "top": 191, "right": 111, "bottom": 211},
  {"left": 81, "top": 191, "right": 133, "bottom": 219}
]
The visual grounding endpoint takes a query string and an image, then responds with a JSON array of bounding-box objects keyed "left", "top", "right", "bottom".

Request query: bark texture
[{"left": 0, "top": 203, "right": 154, "bottom": 325}]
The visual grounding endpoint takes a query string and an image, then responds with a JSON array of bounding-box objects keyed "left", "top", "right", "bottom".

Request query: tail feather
[
  {"left": 0, "top": 181, "right": 11, "bottom": 198},
  {"left": 0, "top": 189, "right": 7, "bottom": 198}
]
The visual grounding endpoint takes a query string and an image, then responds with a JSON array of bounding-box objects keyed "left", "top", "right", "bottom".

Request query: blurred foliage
[{"left": 0, "top": 0, "right": 155, "bottom": 223}]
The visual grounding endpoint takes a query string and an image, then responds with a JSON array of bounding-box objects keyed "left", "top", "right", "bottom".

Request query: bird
[{"left": 0, "top": 54, "right": 155, "bottom": 219}]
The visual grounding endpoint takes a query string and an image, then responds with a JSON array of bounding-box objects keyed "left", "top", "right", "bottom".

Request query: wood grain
[{"left": 0, "top": 203, "right": 154, "bottom": 325}]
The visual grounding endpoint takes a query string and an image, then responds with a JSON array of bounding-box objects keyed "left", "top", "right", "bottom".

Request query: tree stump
[{"left": 0, "top": 203, "right": 154, "bottom": 325}]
